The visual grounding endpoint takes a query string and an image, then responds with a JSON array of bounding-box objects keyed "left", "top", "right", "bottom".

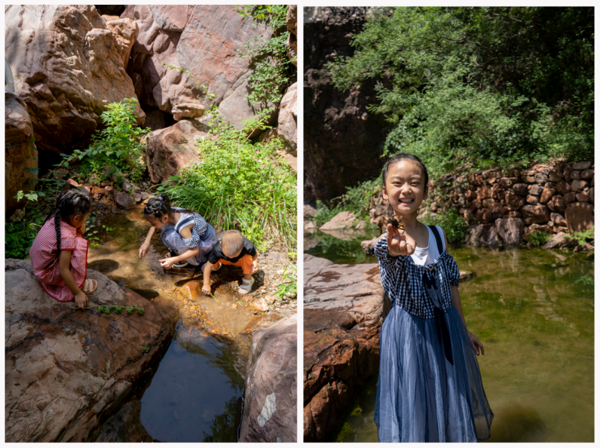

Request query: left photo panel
[{"left": 5, "top": 4, "right": 297, "bottom": 443}]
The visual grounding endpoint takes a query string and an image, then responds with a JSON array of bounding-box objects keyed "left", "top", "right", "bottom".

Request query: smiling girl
[{"left": 373, "top": 153, "right": 493, "bottom": 442}]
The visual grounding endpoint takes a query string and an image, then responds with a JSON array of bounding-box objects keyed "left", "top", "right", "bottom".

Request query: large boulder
[
  {"left": 319, "top": 211, "right": 357, "bottom": 230},
  {"left": 277, "top": 82, "right": 298, "bottom": 156},
  {"left": 5, "top": 259, "right": 179, "bottom": 442},
  {"left": 303, "top": 254, "right": 389, "bottom": 442},
  {"left": 304, "top": 7, "right": 390, "bottom": 202},
  {"left": 5, "top": 5, "right": 144, "bottom": 154},
  {"left": 144, "top": 120, "right": 209, "bottom": 184},
  {"left": 495, "top": 218, "right": 525, "bottom": 246},
  {"left": 5, "top": 90, "right": 37, "bottom": 212},
  {"left": 565, "top": 202, "right": 594, "bottom": 233},
  {"left": 239, "top": 315, "right": 297, "bottom": 443},
  {"left": 121, "top": 5, "right": 272, "bottom": 128}
]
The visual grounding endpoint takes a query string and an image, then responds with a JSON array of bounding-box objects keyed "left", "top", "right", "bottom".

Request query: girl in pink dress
[{"left": 29, "top": 190, "right": 95, "bottom": 309}]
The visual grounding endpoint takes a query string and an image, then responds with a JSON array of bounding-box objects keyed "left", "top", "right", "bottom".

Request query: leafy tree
[{"left": 329, "top": 7, "right": 593, "bottom": 177}]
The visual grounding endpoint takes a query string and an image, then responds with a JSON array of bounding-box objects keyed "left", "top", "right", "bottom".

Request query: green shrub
[
  {"left": 313, "top": 179, "right": 380, "bottom": 226},
  {"left": 566, "top": 226, "right": 594, "bottom": 246},
  {"left": 528, "top": 231, "right": 551, "bottom": 247},
  {"left": 59, "top": 98, "right": 150, "bottom": 185},
  {"left": 160, "top": 109, "right": 296, "bottom": 252},
  {"left": 422, "top": 208, "right": 468, "bottom": 245}
]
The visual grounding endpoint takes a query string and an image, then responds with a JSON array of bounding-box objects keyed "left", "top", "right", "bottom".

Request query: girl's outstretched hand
[
  {"left": 139, "top": 242, "right": 151, "bottom": 258},
  {"left": 468, "top": 332, "right": 485, "bottom": 356},
  {"left": 74, "top": 291, "right": 88, "bottom": 310},
  {"left": 386, "top": 223, "right": 416, "bottom": 256}
]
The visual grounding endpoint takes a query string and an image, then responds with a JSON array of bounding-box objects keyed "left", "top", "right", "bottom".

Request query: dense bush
[
  {"left": 422, "top": 208, "right": 468, "bottom": 245},
  {"left": 329, "top": 7, "right": 594, "bottom": 177},
  {"left": 160, "top": 109, "right": 296, "bottom": 252},
  {"left": 312, "top": 179, "right": 380, "bottom": 226},
  {"left": 527, "top": 231, "right": 552, "bottom": 247}
]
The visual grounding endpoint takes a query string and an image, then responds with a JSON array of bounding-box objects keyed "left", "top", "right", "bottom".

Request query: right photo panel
[{"left": 303, "top": 6, "right": 594, "bottom": 443}]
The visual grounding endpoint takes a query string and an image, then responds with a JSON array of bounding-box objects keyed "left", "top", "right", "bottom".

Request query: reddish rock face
[
  {"left": 320, "top": 211, "right": 357, "bottom": 231},
  {"left": 303, "top": 255, "right": 389, "bottom": 442},
  {"left": 580, "top": 169, "right": 594, "bottom": 180},
  {"left": 513, "top": 183, "right": 529, "bottom": 196},
  {"left": 277, "top": 83, "right": 298, "bottom": 156},
  {"left": 551, "top": 212, "right": 567, "bottom": 227},
  {"left": 505, "top": 190, "right": 524, "bottom": 210},
  {"left": 564, "top": 192, "right": 578, "bottom": 205},
  {"left": 239, "top": 315, "right": 297, "bottom": 443},
  {"left": 573, "top": 160, "right": 592, "bottom": 170},
  {"left": 576, "top": 191, "right": 589, "bottom": 203},
  {"left": 552, "top": 195, "right": 566, "bottom": 213},
  {"left": 565, "top": 202, "right": 594, "bottom": 233},
  {"left": 5, "top": 91, "right": 38, "bottom": 213},
  {"left": 571, "top": 179, "right": 589, "bottom": 192},
  {"left": 5, "top": 260, "right": 179, "bottom": 442},
  {"left": 526, "top": 195, "right": 539, "bottom": 205},
  {"left": 5, "top": 5, "right": 144, "bottom": 154},
  {"left": 144, "top": 120, "right": 208, "bottom": 183}
]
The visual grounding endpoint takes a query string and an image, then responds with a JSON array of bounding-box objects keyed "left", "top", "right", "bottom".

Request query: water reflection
[
  {"left": 311, "top": 238, "right": 594, "bottom": 443},
  {"left": 140, "top": 321, "right": 245, "bottom": 442}
]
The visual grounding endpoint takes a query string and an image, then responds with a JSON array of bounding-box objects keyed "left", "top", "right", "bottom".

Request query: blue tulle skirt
[{"left": 374, "top": 305, "right": 494, "bottom": 442}]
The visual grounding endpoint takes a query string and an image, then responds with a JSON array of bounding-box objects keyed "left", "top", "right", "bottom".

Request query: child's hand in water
[
  {"left": 160, "top": 257, "right": 174, "bottom": 270},
  {"left": 74, "top": 291, "right": 88, "bottom": 309},
  {"left": 202, "top": 284, "right": 211, "bottom": 296},
  {"left": 139, "top": 242, "right": 151, "bottom": 258},
  {"left": 386, "top": 223, "right": 416, "bottom": 256}
]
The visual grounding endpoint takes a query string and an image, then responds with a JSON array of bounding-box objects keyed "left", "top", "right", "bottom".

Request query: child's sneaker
[{"left": 239, "top": 277, "right": 255, "bottom": 295}]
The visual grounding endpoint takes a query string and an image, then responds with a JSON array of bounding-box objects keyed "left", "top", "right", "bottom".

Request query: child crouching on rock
[
  {"left": 139, "top": 194, "right": 218, "bottom": 271},
  {"left": 29, "top": 189, "right": 95, "bottom": 309},
  {"left": 202, "top": 230, "right": 258, "bottom": 295}
]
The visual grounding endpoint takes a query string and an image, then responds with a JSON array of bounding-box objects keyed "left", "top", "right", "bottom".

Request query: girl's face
[
  {"left": 145, "top": 214, "right": 169, "bottom": 229},
  {"left": 382, "top": 160, "right": 428, "bottom": 215}
]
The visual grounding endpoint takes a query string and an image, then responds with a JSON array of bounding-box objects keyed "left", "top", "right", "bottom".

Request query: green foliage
[
  {"left": 74, "top": 304, "right": 145, "bottom": 316},
  {"left": 328, "top": 7, "right": 594, "bottom": 176},
  {"left": 422, "top": 208, "right": 468, "bottom": 245},
  {"left": 236, "top": 5, "right": 293, "bottom": 118},
  {"left": 274, "top": 264, "right": 297, "bottom": 301},
  {"left": 59, "top": 98, "right": 150, "bottom": 185},
  {"left": 528, "top": 231, "right": 552, "bottom": 247},
  {"left": 313, "top": 179, "right": 380, "bottom": 225},
  {"left": 566, "top": 226, "right": 594, "bottom": 246},
  {"left": 160, "top": 107, "right": 296, "bottom": 252}
]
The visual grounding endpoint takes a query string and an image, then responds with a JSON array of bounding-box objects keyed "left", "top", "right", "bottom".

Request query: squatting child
[
  {"left": 202, "top": 230, "right": 258, "bottom": 295},
  {"left": 29, "top": 189, "right": 95, "bottom": 309},
  {"left": 139, "top": 194, "right": 218, "bottom": 270}
]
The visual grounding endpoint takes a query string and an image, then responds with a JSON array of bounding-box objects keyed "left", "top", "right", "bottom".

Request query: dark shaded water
[
  {"left": 306, "top": 233, "right": 594, "bottom": 443},
  {"left": 139, "top": 320, "right": 244, "bottom": 442}
]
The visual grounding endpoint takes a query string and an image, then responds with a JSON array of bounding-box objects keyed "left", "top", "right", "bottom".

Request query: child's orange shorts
[{"left": 215, "top": 254, "right": 253, "bottom": 275}]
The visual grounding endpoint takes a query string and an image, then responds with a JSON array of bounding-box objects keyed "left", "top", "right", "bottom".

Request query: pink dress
[{"left": 29, "top": 218, "right": 89, "bottom": 302}]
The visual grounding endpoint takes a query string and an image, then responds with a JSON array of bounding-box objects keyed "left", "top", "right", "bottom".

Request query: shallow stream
[
  {"left": 89, "top": 206, "right": 287, "bottom": 442},
  {"left": 306, "top": 231, "right": 594, "bottom": 443}
]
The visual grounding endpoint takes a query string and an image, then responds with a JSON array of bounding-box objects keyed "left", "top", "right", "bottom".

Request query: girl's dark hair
[
  {"left": 381, "top": 153, "right": 429, "bottom": 192},
  {"left": 143, "top": 194, "right": 193, "bottom": 220},
  {"left": 45, "top": 189, "right": 92, "bottom": 265}
]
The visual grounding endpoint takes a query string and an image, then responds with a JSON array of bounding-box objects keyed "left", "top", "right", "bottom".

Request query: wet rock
[
  {"left": 565, "top": 202, "right": 594, "bottom": 233},
  {"left": 5, "top": 90, "right": 37, "bottom": 212},
  {"left": 304, "top": 204, "right": 319, "bottom": 219},
  {"left": 542, "top": 232, "right": 573, "bottom": 250},
  {"left": 277, "top": 82, "right": 297, "bottom": 156},
  {"left": 5, "top": 259, "right": 179, "bottom": 442},
  {"left": 95, "top": 400, "right": 154, "bottom": 442},
  {"left": 5, "top": 5, "right": 144, "bottom": 154},
  {"left": 239, "top": 314, "right": 297, "bottom": 442},
  {"left": 303, "top": 254, "right": 389, "bottom": 442},
  {"left": 304, "top": 221, "right": 318, "bottom": 233},
  {"left": 134, "top": 193, "right": 142, "bottom": 203},
  {"left": 320, "top": 211, "right": 357, "bottom": 231},
  {"left": 251, "top": 298, "right": 269, "bottom": 312},
  {"left": 115, "top": 191, "right": 135, "bottom": 209},
  {"left": 320, "top": 228, "right": 361, "bottom": 241},
  {"left": 495, "top": 218, "right": 525, "bottom": 246},
  {"left": 466, "top": 224, "right": 502, "bottom": 247},
  {"left": 144, "top": 120, "right": 208, "bottom": 184}
]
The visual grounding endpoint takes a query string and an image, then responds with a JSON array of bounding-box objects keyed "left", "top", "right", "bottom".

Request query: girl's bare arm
[{"left": 59, "top": 250, "right": 87, "bottom": 308}]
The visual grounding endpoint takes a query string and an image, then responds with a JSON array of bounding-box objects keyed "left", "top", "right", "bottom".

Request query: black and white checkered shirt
[
  {"left": 173, "top": 208, "right": 208, "bottom": 249},
  {"left": 374, "top": 232, "right": 461, "bottom": 319}
]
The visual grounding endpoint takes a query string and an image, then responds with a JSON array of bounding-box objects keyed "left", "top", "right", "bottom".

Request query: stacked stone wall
[{"left": 369, "top": 159, "right": 594, "bottom": 247}]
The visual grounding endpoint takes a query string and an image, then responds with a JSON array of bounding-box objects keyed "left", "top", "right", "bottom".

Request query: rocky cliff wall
[{"left": 304, "top": 7, "right": 390, "bottom": 203}]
